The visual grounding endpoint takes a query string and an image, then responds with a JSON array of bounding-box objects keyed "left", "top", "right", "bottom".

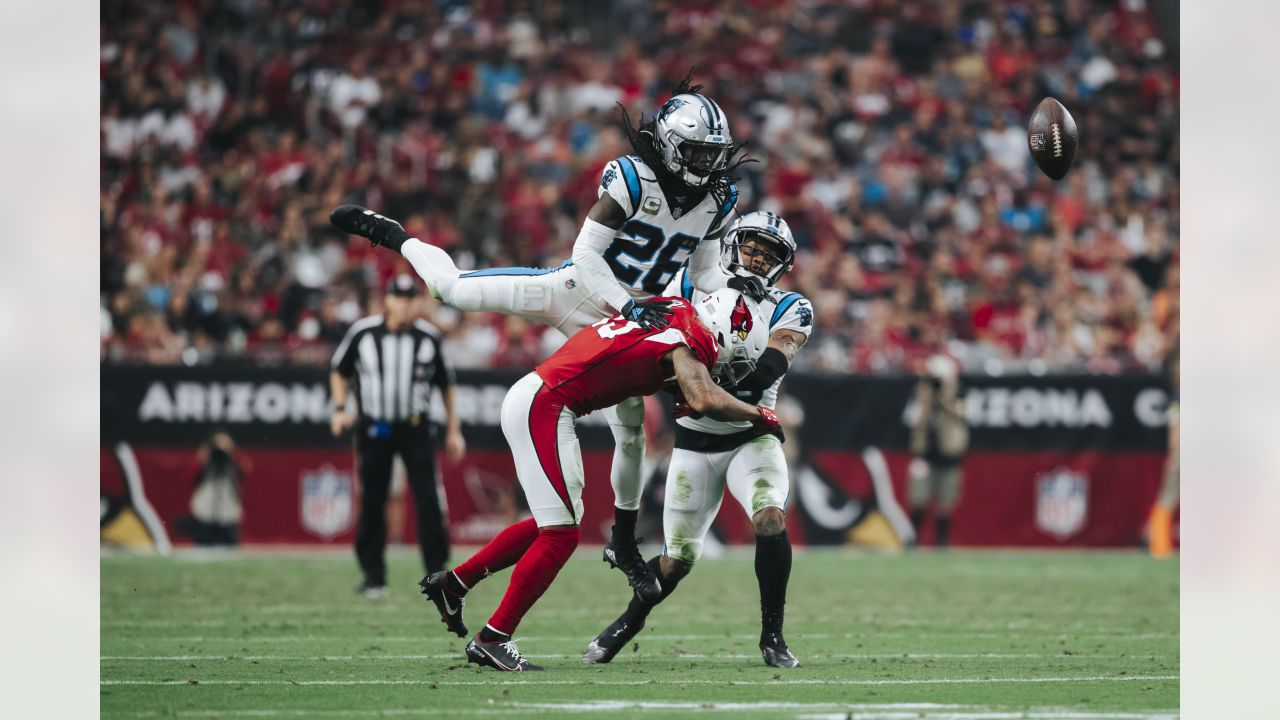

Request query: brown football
[{"left": 1027, "top": 97, "right": 1078, "bottom": 180}]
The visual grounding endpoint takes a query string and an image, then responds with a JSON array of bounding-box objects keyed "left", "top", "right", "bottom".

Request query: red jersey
[{"left": 535, "top": 298, "right": 718, "bottom": 416}]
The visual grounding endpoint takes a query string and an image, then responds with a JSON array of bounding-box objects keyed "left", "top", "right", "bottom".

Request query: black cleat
[
  {"left": 465, "top": 635, "right": 544, "bottom": 672},
  {"left": 419, "top": 572, "right": 468, "bottom": 637},
  {"left": 329, "top": 204, "right": 409, "bottom": 248},
  {"left": 581, "top": 615, "right": 645, "bottom": 664},
  {"left": 603, "top": 538, "right": 661, "bottom": 603},
  {"left": 760, "top": 630, "right": 800, "bottom": 668}
]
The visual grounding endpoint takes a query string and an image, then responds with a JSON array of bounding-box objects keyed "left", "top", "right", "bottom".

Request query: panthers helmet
[
  {"left": 653, "top": 93, "right": 734, "bottom": 188},
  {"left": 693, "top": 288, "right": 769, "bottom": 386},
  {"left": 721, "top": 211, "right": 797, "bottom": 286}
]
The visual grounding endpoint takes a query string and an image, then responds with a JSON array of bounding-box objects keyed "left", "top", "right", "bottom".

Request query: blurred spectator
[
  {"left": 908, "top": 355, "right": 969, "bottom": 548},
  {"left": 176, "top": 432, "right": 251, "bottom": 547},
  {"left": 1147, "top": 346, "right": 1179, "bottom": 558},
  {"left": 101, "top": 0, "right": 1178, "bottom": 376}
]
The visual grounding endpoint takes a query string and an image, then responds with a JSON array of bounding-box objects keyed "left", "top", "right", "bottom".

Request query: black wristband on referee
[{"left": 734, "top": 347, "right": 789, "bottom": 392}]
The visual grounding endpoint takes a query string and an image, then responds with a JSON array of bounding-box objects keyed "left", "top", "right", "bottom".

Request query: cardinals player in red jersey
[{"left": 417, "top": 288, "right": 772, "bottom": 671}]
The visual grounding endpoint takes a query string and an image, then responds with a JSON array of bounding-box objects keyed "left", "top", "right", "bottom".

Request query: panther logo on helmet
[
  {"left": 658, "top": 97, "right": 687, "bottom": 122},
  {"left": 730, "top": 296, "right": 753, "bottom": 341}
]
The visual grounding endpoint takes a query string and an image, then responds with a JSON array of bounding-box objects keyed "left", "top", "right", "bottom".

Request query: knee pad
[
  {"left": 611, "top": 426, "right": 646, "bottom": 461},
  {"left": 448, "top": 279, "right": 485, "bottom": 312},
  {"left": 752, "top": 508, "right": 787, "bottom": 538},
  {"left": 607, "top": 396, "right": 645, "bottom": 428}
]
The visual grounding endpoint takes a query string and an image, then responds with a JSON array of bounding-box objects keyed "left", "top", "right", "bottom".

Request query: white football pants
[{"left": 662, "top": 434, "right": 790, "bottom": 564}]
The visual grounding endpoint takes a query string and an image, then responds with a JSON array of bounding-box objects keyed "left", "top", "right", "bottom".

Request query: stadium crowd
[{"left": 100, "top": 0, "right": 1179, "bottom": 375}]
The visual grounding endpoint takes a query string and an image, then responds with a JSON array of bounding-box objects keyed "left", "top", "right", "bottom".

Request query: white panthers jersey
[
  {"left": 598, "top": 155, "right": 738, "bottom": 299},
  {"left": 664, "top": 267, "right": 814, "bottom": 435}
]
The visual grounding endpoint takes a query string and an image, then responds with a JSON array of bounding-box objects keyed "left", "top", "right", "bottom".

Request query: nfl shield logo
[
  {"left": 1035, "top": 468, "right": 1088, "bottom": 540},
  {"left": 300, "top": 466, "right": 354, "bottom": 539}
]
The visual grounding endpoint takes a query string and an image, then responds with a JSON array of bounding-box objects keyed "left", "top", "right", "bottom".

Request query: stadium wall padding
[{"left": 101, "top": 365, "right": 1174, "bottom": 548}]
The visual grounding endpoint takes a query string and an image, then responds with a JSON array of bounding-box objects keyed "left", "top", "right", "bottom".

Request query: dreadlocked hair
[{"left": 616, "top": 70, "right": 756, "bottom": 209}]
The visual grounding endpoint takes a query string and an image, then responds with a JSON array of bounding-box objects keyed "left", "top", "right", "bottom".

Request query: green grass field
[{"left": 101, "top": 547, "right": 1178, "bottom": 719}]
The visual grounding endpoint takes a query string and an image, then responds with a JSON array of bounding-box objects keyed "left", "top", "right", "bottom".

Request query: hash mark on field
[{"left": 101, "top": 673, "right": 1178, "bottom": 687}]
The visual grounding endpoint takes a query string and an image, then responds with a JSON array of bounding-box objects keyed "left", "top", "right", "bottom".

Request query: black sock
[
  {"left": 610, "top": 508, "right": 638, "bottom": 545},
  {"left": 936, "top": 516, "right": 951, "bottom": 547},
  {"left": 385, "top": 227, "right": 412, "bottom": 252},
  {"left": 478, "top": 625, "right": 510, "bottom": 643},
  {"left": 621, "top": 556, "right": 682, "bottom": 625},
  {"left": 756, "top": 531, "right": 792, "bottom": 633},
  {"left": 910, "top": 508, "right": 924, "bottom": 532},
  {"left": 445, "top": 571, "right": 468, "bottom": 597}
]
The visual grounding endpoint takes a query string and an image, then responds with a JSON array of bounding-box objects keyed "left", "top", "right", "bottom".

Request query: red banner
[{"left": 101, "top": 446, "right": 1172, "bottom": 548}]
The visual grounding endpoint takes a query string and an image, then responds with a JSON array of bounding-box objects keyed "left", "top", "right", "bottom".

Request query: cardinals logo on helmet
[{"left": 730, "top": 296, "right": 753, "bottom": 341}]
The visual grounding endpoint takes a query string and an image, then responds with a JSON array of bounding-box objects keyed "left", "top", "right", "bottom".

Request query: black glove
[
  {"left": 622, "top": 298, "right": 673, "bottom": 330},
  {"left": 727, "top": 274, "right": 772, "bottom": 303}
]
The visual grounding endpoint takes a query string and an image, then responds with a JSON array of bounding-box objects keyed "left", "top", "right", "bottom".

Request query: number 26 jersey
[{"left": 597, "top": 155, "right": 737, "bottom": 299}]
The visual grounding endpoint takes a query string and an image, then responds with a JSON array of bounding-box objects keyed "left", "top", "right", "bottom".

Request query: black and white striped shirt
[{"left": 331, "top": 316, "right": 454, "bottom": 423}]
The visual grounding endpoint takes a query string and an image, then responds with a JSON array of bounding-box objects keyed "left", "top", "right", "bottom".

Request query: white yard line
[
  {"left": 108, "top": 631, "right": 1177, "bottom": 643},
  {"left": 513, "top": 702, "right": 1178, "bottom": 719},
  {"left": 101, "top": 652, "right": 1146, "bottom": 662},
  {"left": 101, "top": 673, "right": 1178, "bottom": 687},
  {"left": 109, "top": 702, "right": 1180, "bottom": 719}
]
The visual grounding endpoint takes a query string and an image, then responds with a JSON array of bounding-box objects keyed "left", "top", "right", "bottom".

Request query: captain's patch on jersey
[{"left": 641, "top": 196, "right": 662, "bottom": 215}]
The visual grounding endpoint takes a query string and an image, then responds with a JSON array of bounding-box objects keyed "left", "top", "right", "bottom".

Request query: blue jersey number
[{"left": 604, "top": 220, "right": 701, "bottom": 296}]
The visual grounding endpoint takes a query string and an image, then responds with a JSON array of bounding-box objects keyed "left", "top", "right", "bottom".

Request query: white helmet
[
  {"left": 693, "top": 288, "right": 769, "bottom": 386},
  {"left": 653, "top": 93, "right": 734, "bottom": 188},
  {"left": 722, "top": 210, "right": 797, "bottom": 286}
]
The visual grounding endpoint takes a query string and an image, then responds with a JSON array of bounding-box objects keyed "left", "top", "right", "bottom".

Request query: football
[{"left": 1027, "top": 97, "right": 1078, "bottom": 180}]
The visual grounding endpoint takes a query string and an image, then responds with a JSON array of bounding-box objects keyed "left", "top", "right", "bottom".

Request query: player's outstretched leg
[
  {"left": 330, "top": 204, "right": 468, "bottom": 301},
  {"left": 333, "top": 204, "right": 573, "bottom": 320},
  {"left": 419, "top": 518, "right": 541, "bottom": 638},
  {"left": 583, "top": 556, "right": 689, "bottom": 663},
  {"left": 602, "top": 398, "right": 661, "bottom": 603},
  {"left": 467, "top": 524, "right": 579, "bottom": 672},
  {"left": 753, "top": 506, "right": 799, "bottom": 668}
]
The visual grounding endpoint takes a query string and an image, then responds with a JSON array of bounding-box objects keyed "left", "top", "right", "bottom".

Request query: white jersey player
[
  {"left": 329, "top": 81, "right": 771, "bottom": 603},
  {"left": 582, "top": 210, "right": 813, "bottom": 669}
]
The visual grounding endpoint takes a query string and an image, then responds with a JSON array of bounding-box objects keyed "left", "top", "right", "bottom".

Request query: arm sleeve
[
  {"left": 687, "top": 236, "right": 730, "bottom": 293},
  {"left": 331, "top": 324, "right": 362, "bottom": 377},
  {"left": 572, "top": 217, "right": 634, "bottom": 313},
  {"left": 732, "top": 347, "right": 789, "bottom": 393},
  {"left": 598, "top": 158, "right": 642, "bottom": 218}
]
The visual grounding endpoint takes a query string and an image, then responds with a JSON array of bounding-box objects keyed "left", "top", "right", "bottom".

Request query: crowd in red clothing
[{"left": 101, "top": 0, "right": 1178, "bottom": 375}]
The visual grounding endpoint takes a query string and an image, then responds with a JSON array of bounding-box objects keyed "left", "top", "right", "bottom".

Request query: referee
[{"left": 330, "top": 275, "right": 466, "bottom": 597}]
